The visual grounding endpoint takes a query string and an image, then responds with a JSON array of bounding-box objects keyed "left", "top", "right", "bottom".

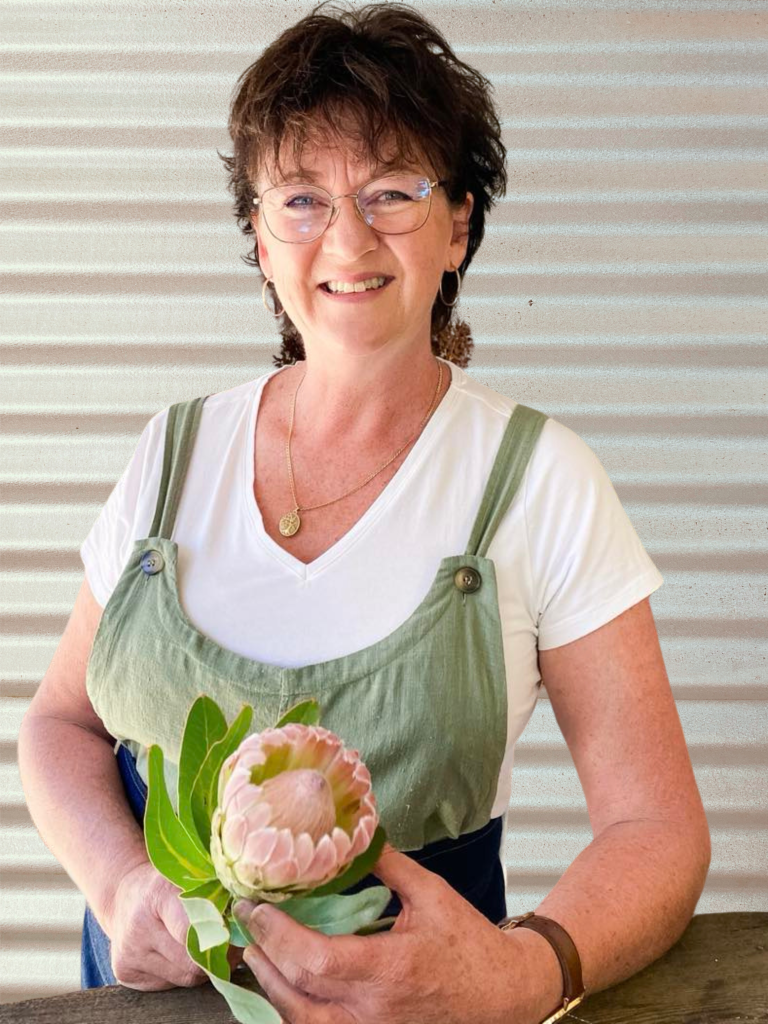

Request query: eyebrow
[{"left": 276, "top": 161, "right": 414, "bottom": 184}]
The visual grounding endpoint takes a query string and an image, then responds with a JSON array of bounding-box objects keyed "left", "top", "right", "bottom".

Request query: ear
[
  {"left": 253, "top": 215, "right": 273, "bottom": 281},
  {"left": 454, "top": 191, "right": 473, "bottom": 231},
  {"left": 450, "top": 191, "right": 473, "bottom": 258}
]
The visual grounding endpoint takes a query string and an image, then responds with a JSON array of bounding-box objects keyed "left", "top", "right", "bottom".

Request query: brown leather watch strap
[{"left": 499, "top": 912, "right": 585, "bottom": 1005}]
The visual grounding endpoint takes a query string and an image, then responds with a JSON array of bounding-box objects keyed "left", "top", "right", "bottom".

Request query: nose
[
  {"left": 327, "top": 193, "right": 369, "bottom": 232},
  {"left": 318, "top": 196, "right": 378, "bottom": 264}
]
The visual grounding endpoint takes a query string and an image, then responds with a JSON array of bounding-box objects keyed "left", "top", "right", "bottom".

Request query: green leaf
[
  {"left": 310, "top": 824, "right": 388, "bottom": 897},
  {"left": 187, "top": 927, "right": 284, "bottom": 1023},
  {"left": 273, "top": 886, "right": 392, "bottom": 935},
  {"left": 208, "top": 973, "right": 284, "bottom": 1023},
  {"left": 186, "top": 921, "right": 230, "bottom": 981},
  {"left": 178, "top": 696, "right": 228, "bottom": 853},
  {"left": 273, "top": 698, "right": 321, "bottom": 728},
  {"left": 180, "top": 877, "right": 230, "bottom": 910},
  {"left": 180, "top": 893, "right": 231, "bottom": 952},
  {"left": 180, "top": 878, "right": 231, "bottom": 952},
  {"left": 190, "top": 703, "right": 254, "bottom": 850},
  {"left": 144, "top": 744, "right": 216, "bottom": 890},
  {"left": 228, "top": 914, "right": 254, "bottom": 948}
]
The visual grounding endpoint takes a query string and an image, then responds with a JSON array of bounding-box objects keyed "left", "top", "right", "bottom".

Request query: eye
[
  {"left": 285, "top": 194, "right": 319, "bottom": 208},
  {"left": 368, "top": 190, "right": 412, "bottom": 203}
]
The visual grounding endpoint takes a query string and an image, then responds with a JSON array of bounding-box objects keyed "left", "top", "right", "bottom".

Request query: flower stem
[{"left": 355, "top": 915, "right": 397, "bottom": 935}]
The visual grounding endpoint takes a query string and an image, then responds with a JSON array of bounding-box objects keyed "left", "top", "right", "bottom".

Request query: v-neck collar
[{"left": 243, "top": 358, "right": 457, "bottom": 580}]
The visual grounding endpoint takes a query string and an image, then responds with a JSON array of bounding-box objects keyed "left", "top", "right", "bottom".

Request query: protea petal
[
  {"left": 240, "top": 825, "right": 280, "bottom": 869},
  {"left": 229, "top": 787, "right": 271, "bottom": 824},
  {"left": 221, "top": 812, "right": 249, "bottom": 861},
  {"left": 331, "top": 825, "right": 352, "bottom": 863},
  {"left": 306, "top": 832, "right": 341, "bottom": 886},
  {"left": 259, "top": 828, "right": 298, "bottom": 888},
  {"left": 293, "top": 831, "right": 315, "bottom": 876}
]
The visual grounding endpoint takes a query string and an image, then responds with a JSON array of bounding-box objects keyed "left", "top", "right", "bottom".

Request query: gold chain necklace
[{"left": 278, "top": 360, "right": 444, "bottom": 538}]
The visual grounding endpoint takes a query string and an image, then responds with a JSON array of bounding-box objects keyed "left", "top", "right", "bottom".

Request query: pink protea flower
[{"left": 210, "top": 723, "right": 378, "bottom": 903}]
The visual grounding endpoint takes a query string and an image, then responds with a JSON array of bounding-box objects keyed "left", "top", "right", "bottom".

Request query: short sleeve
[
  {"left": 79, "top": 407, "right": 169, "bottom": 608},
  {"left": 525, "top": 418, "right": 664, "bottom": 651}
]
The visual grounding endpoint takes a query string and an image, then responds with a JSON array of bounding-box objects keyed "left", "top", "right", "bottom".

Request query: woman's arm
[
  {"left": 17, "top": 576, "right": 150, "bottom": 933},
  {"left": 521, "top": 597, "right": 712, "bottom": 1010}
]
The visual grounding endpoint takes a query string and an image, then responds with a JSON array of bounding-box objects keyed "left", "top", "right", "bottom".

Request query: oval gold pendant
[{"left": 279, "top": 510, "right": 301, "bottom": 537}]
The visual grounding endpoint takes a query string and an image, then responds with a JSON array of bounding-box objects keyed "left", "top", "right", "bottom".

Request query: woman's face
[{"left": 252, "top": 135, "right": 473, "bottom": 363}]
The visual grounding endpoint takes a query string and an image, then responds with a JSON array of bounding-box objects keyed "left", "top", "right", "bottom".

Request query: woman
[{"left": 18, "top": 3, "right": 711, "bottom": 1023}]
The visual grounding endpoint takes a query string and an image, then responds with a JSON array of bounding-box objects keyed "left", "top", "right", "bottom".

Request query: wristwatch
[{"left": 499, "top": 912, "right": 586, "bottom": 1023}]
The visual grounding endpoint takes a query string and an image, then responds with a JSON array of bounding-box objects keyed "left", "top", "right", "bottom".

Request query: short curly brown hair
[{"left": 218, "top": 0, "right": 507, "bottom": 369}]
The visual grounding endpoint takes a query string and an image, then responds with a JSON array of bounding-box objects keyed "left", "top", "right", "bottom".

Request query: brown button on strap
[
  {"left": 140, "top": 549, "right": 165, "bottom": 576},
  {"left": 454, "top": 566, "right": 482, "bottom": 593}
]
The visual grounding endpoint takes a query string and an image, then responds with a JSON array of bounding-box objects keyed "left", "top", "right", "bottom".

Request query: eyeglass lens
[{"left": 259, "top": 174, "right": 432, "bottom": 242}]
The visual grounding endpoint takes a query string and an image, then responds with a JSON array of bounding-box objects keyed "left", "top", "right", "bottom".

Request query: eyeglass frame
[{"left": 250, "top": 174, "right": 451, "bottom": 243}]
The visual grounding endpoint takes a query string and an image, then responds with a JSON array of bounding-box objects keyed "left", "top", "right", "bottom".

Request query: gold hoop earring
[
  {"left": 438, "top": 266, "right": 462, "bottom": 308},
  {"left": 262, "top": 276, "right": 284, "bottom": 317}
]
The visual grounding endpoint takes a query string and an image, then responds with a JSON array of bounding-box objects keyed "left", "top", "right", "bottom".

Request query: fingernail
[
  {"left": 251, "top": 906, "right": 273, "bottom": 941},
  {"left": 233, "top": 899, "right": 257, "bottom": 924}
]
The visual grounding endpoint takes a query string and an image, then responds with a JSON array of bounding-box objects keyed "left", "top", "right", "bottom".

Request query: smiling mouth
[{"left": 319, "top": 277, "right": 394, "bottom": 293}]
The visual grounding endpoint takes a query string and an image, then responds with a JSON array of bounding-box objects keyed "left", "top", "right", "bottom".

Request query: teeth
[{"left": 326, "top": 276, "right": 387, "bottom": 294}]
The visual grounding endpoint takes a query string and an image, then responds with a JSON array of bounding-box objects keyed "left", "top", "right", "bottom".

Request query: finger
[
  {"left": 114, "top": 951, "right": 206, "bottom": 992},
  {"left": 149, "top": 946, "right": 209, "bottom": 988},
  {"left": 158, "top": 892, "right": 197, "bottom": 948},
  {"left": 146, "top": 928, "right": 209, "bottom": 987},
  {"left": 368, "top": 845, "right": 438, "bottom": 912},
  {"left": 152, "top": 898, "right": 210, "bottom": 982},
  {"left": 113, "top": 965, "right": 169, "bottom": 991},
  {"left": 238, "top": 904, "right": 376, "bottom": 990},
  {"left": 244, "top": 943, "right": 343, "bottom": 1024}
]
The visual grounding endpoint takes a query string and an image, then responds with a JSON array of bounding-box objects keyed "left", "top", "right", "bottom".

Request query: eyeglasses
[{"left": 251, "top": 173, "right": 450, "bottom": 244}]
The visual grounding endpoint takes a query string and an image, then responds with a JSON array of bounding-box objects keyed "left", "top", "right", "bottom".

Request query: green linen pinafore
[{"left": 80, "top": 390, "right": 548, "bottom": 985}]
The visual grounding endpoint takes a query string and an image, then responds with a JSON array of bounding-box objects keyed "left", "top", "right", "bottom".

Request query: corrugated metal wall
[{"left": 2, "top": 0, "right": 766, "bottom": 1004}]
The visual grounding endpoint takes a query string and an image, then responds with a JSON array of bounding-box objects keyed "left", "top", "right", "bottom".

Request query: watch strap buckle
[{"left": 540, "top": 992, "right": 586, "bottom": 1023}]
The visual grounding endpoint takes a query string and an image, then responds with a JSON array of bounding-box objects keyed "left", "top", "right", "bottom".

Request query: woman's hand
[
  {"left": 105, "top": 861, "right": 243, "bottom": 990},
  {"left": 234, "top": 843, "right": 535, "bottom": 1024}
]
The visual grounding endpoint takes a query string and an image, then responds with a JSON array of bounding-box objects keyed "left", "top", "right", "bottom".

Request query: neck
[{"left": 287, "top": 350, "right": 446, "bottom": 447}]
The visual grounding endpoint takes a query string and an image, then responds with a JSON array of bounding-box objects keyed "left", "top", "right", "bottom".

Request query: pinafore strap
[
  {"left": 464, "top": 403, "right": 548, "bottom": 558},
  {"left": 149, "top": 396, "right": 208, "bottom": 540}
]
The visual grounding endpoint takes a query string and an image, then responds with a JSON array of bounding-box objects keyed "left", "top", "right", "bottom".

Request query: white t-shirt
[{"left": 81, "top": 357, "right": 663, "bottom": 853}]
